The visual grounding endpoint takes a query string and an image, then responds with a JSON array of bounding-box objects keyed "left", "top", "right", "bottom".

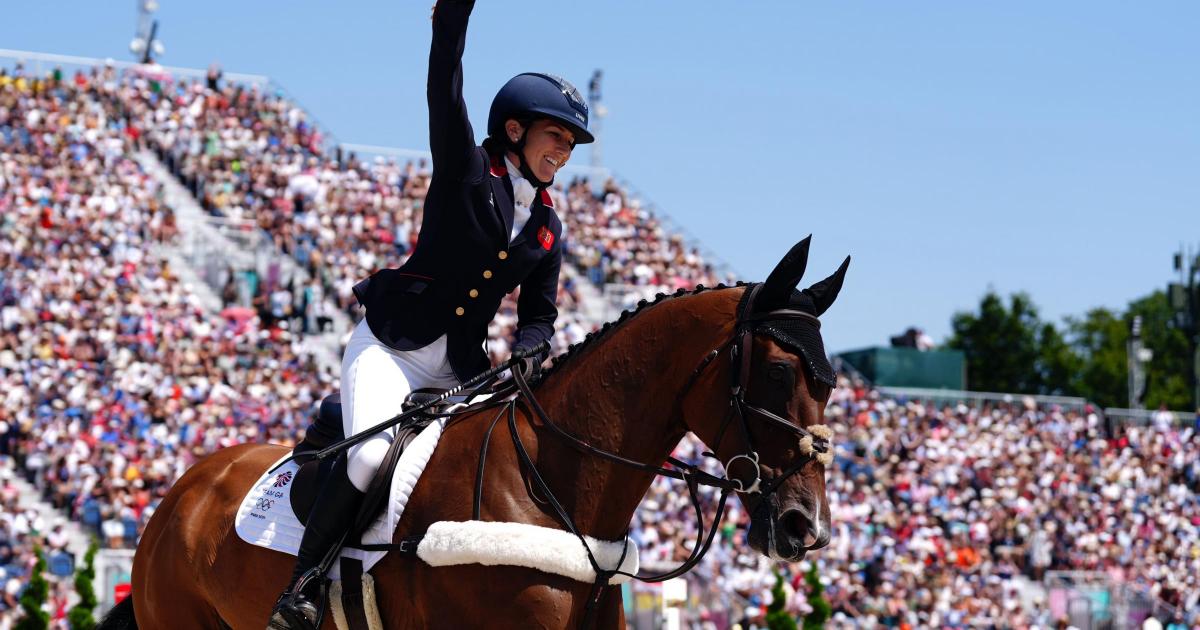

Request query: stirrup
[
  {"left": 292, "top": 568, "right": 324, "bottom": 600},
  {"left": 268, "top": 571, "right": 326, "bottom": 630}
]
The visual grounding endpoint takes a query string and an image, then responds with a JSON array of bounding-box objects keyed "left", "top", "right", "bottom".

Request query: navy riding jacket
[{"left": 353, "top": 0, "right": 563, "bottom": 382}]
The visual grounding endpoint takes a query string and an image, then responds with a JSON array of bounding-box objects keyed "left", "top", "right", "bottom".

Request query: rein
[
  {"left": 489, "top": 284, "right": 833, "bottom": 616},
  {"left": 364, "top": 284, "right": 834, "bottom": 627}
]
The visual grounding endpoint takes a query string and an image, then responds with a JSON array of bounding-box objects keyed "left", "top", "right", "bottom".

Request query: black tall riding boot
[{"left": 267, "top": 455, "right": 366, "bottom": 630}]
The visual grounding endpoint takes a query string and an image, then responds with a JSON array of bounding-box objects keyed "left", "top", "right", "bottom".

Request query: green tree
[
  {"left": 16, "top": 545, "right": 50, "bottom": 630},
  {"left": 1128, "top": 291, "right": 1192, "bottom": 410},
  {"left": 947, "top": 288, "right": 1194, "bottom": 409},
  {"left": 765, "top": 570, "right": 797, "bottom": 630},
  {"left": 1064, "top": 307, "right": 1128, "bottom": 408},
  {"left": 1061, "top": 292, "right": 1192, "bottom": 410},
  {"left": 68, "top": 540, "right": 100, "bottom": 630},
  {"left": 948, "top": 291, "right": 1047, "bottom": 393},
  {"left": 802, "top": 562, "right": 831, "bottom": 630},
  {"left": 1036, "top": 321, "right": 1080, "bottom": 397}
]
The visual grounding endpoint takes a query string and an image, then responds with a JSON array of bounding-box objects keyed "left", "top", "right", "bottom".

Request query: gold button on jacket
[
  {"left": 482, "top": 270, "right": 493, "bottom": 279},
  {"left": 498, "top": 251, "right": 508, "bottom": 260},
  {"left": 469, "top": 289, "right": 479, "bottom": 298},
  {"left": 455, "top": 307, "right": 465, "bottom": 316}
]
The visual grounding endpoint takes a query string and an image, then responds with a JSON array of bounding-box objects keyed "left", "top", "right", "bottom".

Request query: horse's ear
[
  {"left": 802, "top": 255, "right": 851, "bottom": 316},
  {"left": 756, "top": 236, "right": 812, "bottom": 310}
]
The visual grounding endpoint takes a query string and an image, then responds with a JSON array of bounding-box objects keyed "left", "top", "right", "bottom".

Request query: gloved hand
[{"left": 513, "top": 355, "right": 541, "bottom": 382}]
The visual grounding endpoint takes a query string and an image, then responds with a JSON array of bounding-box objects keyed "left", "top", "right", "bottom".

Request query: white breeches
[{"left": 341, "top": 319, "right": 461, "bottom": 492}]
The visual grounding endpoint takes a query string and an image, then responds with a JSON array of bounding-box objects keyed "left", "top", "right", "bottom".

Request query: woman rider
[{"left": 268, "top": 0, "right": 593, "bottom": 627}]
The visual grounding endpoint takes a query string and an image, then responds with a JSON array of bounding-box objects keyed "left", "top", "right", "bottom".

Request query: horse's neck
[{"left": 533, "top": 290, "right": 737, "bottom": 540}]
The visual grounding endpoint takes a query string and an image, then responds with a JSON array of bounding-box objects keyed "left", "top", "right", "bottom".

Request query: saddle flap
[
  {"left": 290, "top": 458, "right": 331, "bottom": 527},
  {"left": 236, "top": 417, "right": 448, "bottom": 578}
]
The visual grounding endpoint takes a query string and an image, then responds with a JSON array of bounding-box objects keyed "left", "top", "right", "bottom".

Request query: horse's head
[{"left": 681, "top": 237, "right": 849, "bottom": 562}]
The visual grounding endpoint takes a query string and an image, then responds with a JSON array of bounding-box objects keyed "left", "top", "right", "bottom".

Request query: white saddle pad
[
  {"left": 235, "top": 418, "right": 447, "bottom": 577},
  {"left": 235, "top": 414, "right": 641, "bottom": 585}
]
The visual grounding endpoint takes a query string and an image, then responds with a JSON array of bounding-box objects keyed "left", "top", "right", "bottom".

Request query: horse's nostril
[
  {"left": 780, "top": 509, "right": 808, "bottom": 542},
  {"left": 780, "top": 508, "right": 826, "bottom": 550}
]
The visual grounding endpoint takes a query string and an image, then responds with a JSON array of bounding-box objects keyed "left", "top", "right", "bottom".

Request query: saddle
[
  {"left": 278, "top": 388, "right": 465, "bottom": 630},
  {"left": 289, "top": 388, "right": 466, "bottom": 526}
]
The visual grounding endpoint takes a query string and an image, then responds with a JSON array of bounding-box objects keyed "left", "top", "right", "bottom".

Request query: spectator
[{"left": 3, "top": 61, "right": 1198, "bottom": 628}]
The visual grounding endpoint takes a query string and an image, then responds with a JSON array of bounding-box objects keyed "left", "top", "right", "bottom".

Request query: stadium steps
[
  {"left": 134, "top": 150, "right": 348, "bottom": 371},
  {"left": 137, "top": 147, "right": 612, "bottom": 350},
  {"left": 1, "top": 459, "right": 94, "bottom": 573},
  {"left": 559, "top": 263, "right": 609, "bottom": 326}
]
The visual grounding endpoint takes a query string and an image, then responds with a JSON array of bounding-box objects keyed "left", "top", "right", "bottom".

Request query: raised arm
[{"left": 428, "top": 0, "right": 478, "bottom": 178}]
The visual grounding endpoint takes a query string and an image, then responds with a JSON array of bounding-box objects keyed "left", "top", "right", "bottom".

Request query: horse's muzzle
[{"left": 747, "top": 497, "right": 830, "bottom": 562}]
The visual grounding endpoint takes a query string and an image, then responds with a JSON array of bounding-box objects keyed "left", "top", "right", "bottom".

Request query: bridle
[
  {"left": 690, "top": 285, "right": 834, "bottom": 498},
  {"left": 495, "top": 284, "right": 833, "bottom": 624}
]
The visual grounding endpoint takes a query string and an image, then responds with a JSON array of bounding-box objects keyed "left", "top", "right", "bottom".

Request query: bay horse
[{"left": 106, "top": 238, "right": 848, "bottom": 629}]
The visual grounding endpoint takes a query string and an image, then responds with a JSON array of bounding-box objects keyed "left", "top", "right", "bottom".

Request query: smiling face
[{"left": 505, "top": 118, "right": 575, "bottom": 183}]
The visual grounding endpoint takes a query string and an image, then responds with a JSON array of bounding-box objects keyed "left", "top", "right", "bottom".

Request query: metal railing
[
  {"left": 0, "top": 48, "right": 341, "bottom": 151},
  {"left": 1104, "top": 407, "right": 1196, "bottom": 429},
  {"left": 0, "top": 48, "right": 269, "bottom": 85},
  {"left": 877, "top": 386, "right": 1091, "bottom": 411}
]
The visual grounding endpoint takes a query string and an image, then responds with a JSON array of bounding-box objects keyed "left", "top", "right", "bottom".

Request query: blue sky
[{"left": 6, "top": 1, "right": 1197, "bottom": 352}]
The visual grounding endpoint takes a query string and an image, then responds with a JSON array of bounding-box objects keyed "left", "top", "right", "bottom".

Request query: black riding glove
[{"left": 513, "top": 355, "right": 542, "bottom": 382}]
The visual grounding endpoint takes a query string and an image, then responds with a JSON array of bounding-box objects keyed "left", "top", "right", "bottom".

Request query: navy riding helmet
[{"left": 488, "top": 73, "right": 595, "bottom": 147}]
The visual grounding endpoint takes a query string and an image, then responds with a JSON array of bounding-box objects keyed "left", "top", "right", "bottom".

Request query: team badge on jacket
[{"left": 537, "top": 226, "right": 555, "bottom": 251}]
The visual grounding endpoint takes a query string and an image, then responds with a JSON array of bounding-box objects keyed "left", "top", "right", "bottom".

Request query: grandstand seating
[{"left": 1, "top": 62, "right": 1196, "bottom": 627}]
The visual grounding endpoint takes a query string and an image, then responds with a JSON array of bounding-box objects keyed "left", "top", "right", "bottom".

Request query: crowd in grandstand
[
  {"left": 561, "top": 176, "right": 728, "bottom": 293},
  {"left": 1, "top": 60, "right": 1198, "bottom": 628},
  {"left": 109, "top": 68, "right": 684, "bottom": 361},
  {"left": 0, "top": 62, "right": 337, "bottom": 625},
  {"left": 632, "top": 378, "right": 1200, "bottom": 627}
]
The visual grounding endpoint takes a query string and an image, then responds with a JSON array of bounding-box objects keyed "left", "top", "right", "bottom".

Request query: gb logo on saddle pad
[{"left": 537, "top": 226, "right": 555, "bottom": 251}]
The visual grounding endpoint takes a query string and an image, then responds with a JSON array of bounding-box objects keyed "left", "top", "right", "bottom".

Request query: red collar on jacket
[{"left": 488, "top": 152, "right": 555, "bottom": 208}]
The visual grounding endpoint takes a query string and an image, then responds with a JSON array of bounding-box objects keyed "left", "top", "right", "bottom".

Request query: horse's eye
[{"left": 768, "top": 364, "right": 789, "bottom": 382}]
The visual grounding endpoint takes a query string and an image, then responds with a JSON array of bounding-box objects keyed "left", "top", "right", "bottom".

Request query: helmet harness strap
[{"left": 505, "top": 119, "right": 554, "bottom": 190}]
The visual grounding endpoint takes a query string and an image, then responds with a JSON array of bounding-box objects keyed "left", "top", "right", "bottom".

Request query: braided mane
[{"left": 539, "top": 281, "right": 750, "bottom": 381}]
